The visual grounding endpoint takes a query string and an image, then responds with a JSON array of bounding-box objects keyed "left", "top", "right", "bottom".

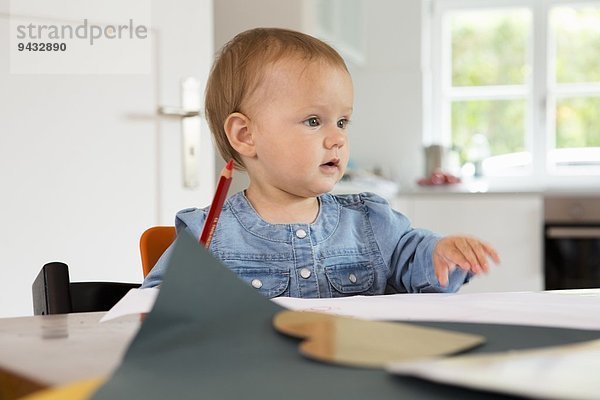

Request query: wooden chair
[
  {"left": 32, "top": 262, "right": 140, "bottom": 315},
  {"left": 139, "top": 226, "right": 176, "bottom": 277}
]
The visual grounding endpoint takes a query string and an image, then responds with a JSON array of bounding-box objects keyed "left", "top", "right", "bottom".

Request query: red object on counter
[{"left": 417, "top": 171, "right": 461, "bottom": 186}]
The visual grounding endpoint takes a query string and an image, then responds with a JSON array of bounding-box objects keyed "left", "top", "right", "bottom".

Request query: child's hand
[{"left": 433, "top": 236, "right": 500, "bottom": 287}]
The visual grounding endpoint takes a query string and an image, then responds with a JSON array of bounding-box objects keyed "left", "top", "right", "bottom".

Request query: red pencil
[{"left": 199, "top": 159, "right": 234, "bottom": 247}]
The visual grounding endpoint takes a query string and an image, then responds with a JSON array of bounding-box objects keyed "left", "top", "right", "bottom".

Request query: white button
[
  {"left": 348, "top": 273, "right": 357, "bottom": 283},
  {"left": 300, "top": 268, "right": 311, "bottom": 279},
  {"left": 251, "top": 279, "right": 263, "bottom": 289},
  {"left": 295, "top": 229, "right": 307, "bottom": 239}
]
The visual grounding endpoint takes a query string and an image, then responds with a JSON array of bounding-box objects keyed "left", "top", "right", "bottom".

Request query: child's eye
[
  {"left": 304, "top": 117, "right": 320, "bottom": 127},
  {"left": 337, "top": 118, "right": 350, "bottom": 129}
]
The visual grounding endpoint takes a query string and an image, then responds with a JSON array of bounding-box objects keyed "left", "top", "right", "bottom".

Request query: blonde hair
[{"left": 205, "top": 27, "right": 349, "bottom": 170}]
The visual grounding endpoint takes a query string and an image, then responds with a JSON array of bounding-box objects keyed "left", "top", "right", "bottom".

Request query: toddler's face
[{"left": 245, "top": 58, "right": 353, "bottom": 198}]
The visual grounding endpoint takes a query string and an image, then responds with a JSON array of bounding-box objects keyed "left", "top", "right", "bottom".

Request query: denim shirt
[{"left": 142, "top": 191, "right": 469, "bottom": 296}]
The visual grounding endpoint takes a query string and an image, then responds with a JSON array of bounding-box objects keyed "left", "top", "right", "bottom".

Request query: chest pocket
[
  {"left": 324, "top": 262, "right": 375, "bottom": 297},
  {"left": 229, "top": 266, "right": 290, "bottom": 298}
]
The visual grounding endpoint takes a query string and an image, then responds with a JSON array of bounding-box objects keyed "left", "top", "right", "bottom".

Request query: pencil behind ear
[{"left": 224, "top": 112, "right": 256, "bottom": 158}]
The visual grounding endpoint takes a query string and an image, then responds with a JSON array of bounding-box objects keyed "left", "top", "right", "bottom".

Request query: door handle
[
  {"left": 157, "top": 106, "right": 200, "bottom": 118},
  {"left": 157, "top": 77, "right": 202, "bottom": 189}
]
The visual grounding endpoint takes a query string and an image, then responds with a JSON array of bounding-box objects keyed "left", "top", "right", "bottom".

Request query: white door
[{"left": 0, "top": 0, "right": 215, "bottom": 317}]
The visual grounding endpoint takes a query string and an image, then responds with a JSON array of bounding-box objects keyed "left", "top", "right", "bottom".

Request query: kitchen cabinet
[{"left": 391, "top": 193, "right": 544, "bottom": 293}]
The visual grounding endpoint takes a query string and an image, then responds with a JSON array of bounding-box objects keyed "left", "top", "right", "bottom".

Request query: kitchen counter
[
  {"left": 334, "top": 175, "right": 600, "bottom": 199},
  {"left": 400, "top": 178, "right": 600, "bottom": 197}
]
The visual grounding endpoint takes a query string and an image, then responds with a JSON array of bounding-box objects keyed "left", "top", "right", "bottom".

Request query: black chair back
[{"left": 32, "top": 262, "right": 140, "bottom": 315}]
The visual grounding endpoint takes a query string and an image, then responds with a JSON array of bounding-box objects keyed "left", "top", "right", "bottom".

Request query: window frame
[{"left": 427, "top": 0, "right": 600, "bottom": 186}]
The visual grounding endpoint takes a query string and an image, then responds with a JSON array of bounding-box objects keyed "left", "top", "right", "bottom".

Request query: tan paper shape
[{"left": 273, "top": 310, "right": 485, "bottom": 368}]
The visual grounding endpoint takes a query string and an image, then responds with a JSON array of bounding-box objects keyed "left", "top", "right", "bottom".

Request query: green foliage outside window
[
  {"left": 451, "top": 10, "right": 529, "bottom": 86},
  {"left": 553, "top": 7, "right": 600, "bottom": 84},
  {"left": 452, "top": 100, "right": 526, "bottom": 163},
  {"left": 552, "top": 7, "right": 600, "bottom": 152},
  {"left": 556, "top": 97, "right": 600, "bottom": 148},
  {"left": 450, "top": 10, "right": 529, "bottom": 161}
]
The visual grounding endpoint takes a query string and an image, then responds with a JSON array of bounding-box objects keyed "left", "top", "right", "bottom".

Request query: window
[{"left": 429, "top": 0, "right": 600, "bottom": 181}]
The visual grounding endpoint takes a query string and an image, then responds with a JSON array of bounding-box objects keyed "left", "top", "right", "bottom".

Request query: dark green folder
[{"left": 92, "top": 232, "right": 600, "bottom": 400}]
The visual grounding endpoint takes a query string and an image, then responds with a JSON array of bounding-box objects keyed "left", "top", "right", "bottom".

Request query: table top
[
  {"left": 2, "top": 290, "right": 600, "bottom": 399},
  {"left": 0, "top": 312, "right": 140, "bottom": 399}
]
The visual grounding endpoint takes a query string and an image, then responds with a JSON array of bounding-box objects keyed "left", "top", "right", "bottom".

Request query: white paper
[
  {"left": 273, "top": 289, "right": 600, "bottom": 331},
  {"left": 101, "top": 288, "right": 600, "bottom": 330},
  {"left": 388, "top": 339, "right": 600, "bottom": 400},
  {"left": 100, "top": 288, "right": 159, "bottom": 322}
]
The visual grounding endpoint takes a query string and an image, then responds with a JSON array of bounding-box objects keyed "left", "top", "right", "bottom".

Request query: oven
[{"left": 544, "top": 196, "right": 600, "bottom": 290}]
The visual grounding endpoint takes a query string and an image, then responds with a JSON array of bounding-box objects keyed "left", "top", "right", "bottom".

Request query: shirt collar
[{"left": 225, "top": 191, "right": 340, "bottom": 244}]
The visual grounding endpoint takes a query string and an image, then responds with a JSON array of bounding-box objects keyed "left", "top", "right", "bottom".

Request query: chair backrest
[
  {"left": 32, "top": 262, "right": 140, "bottom": 315},
  {"left": 140, "top": 226, "right": 176, "bottom": 277}
]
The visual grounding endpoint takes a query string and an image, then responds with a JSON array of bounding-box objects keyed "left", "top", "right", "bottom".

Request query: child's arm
[{"left": 362, "top": 192, "right": 498, "bottom": 293}]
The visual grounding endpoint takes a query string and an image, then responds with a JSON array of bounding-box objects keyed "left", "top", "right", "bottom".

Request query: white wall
[
  {"left": 213, "top": 0, "right": 426, "bottom": 193},
  {"left": 214, "top": 0, "right": 304, "bottom": 46},
  {"left": 347, "top": 1, "right": 424, "bottom": 187}
]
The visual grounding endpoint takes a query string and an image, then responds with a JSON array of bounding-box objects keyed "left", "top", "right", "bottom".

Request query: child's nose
[{"left": 324, "top": 127, "right": 346, "bottom": 149}]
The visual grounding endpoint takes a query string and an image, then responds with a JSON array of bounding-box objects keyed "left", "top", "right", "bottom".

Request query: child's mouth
[
  {"left": 322, "top": 158, "right": 339, "bottom": 166},
  {"left": 320, "top": 159, "right": 340, "bottom": 172}
]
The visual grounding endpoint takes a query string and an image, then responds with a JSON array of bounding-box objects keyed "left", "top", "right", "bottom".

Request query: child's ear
[{"left": 224, "top": 112, "right": 256, "bottom": 157}]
